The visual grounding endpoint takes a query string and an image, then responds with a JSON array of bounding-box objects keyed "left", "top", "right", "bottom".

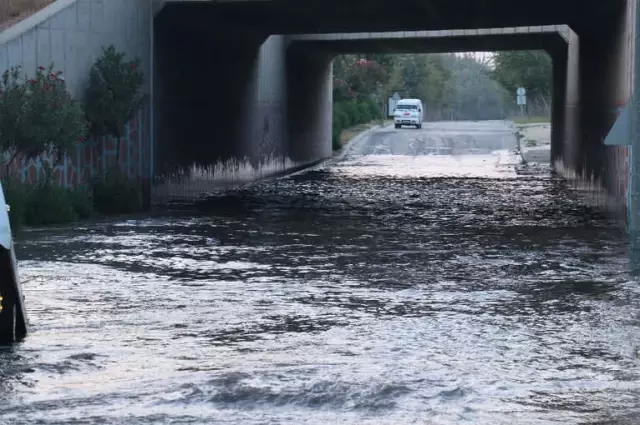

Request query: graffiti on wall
[
  {"left": 609, "top": 145, "right": 629, "bottom": 203},
  {"left": 611, "top": 98, "right": 631, "bottom": 209},
  {"left": 0, "top": 105, "right": 151, "bottom": 187}
]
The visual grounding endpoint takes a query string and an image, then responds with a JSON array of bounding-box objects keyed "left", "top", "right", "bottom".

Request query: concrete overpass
[
  {"left": 0, "top": 0, "right": 633, "bottom": 225},
  {"left": 152, "top": 0, "right": 634, "bottom": 226}
]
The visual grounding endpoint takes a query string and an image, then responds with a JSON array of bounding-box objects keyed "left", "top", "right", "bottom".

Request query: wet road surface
[{"left": 1, "top": 120, "right": 639, "bottom": 424}]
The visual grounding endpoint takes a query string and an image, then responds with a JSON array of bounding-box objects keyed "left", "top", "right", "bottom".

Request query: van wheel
[
  {"left": 416, "top": 124, "right": 422, "bottom": 129},
  {"left": 394, "top": 124, "right": 401, "bottom": 129}
]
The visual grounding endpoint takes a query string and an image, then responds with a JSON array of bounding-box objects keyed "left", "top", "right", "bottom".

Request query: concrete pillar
[
  {"left": 286, "top": 48, "right": 334, "bottom": 162},
  {"left": 573, "top": 2, "right": 632, "bottom": 216},
  {"left": 562, "top": 30, "right": 580, "bottom": 177},
  {"left": 153, "top": 10, "right": 267, "bottom": 178},
  {"left": 243, "top": 36, "right": 289, "bottom": 168},
  {"left": 550, "top": 48, "right": 567, "bottom": 164}
]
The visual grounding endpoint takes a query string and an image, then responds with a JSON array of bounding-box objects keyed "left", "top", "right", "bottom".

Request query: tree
[
  {"left": 492, "top": 50, "right": 552, "bottom": 114},
  {"left": 85, "top": 45, "right": 145, "bottom": 167},
  {"left": 0, "top": 64, "right": 87, "bottom": 174},
  {"left": 332, "top": 52, "right": 516, "bottom": 124}
]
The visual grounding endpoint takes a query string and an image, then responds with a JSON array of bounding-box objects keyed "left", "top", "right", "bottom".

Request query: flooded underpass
[{"left": 1, "top": 120, "right": 639, "bottom": 424}]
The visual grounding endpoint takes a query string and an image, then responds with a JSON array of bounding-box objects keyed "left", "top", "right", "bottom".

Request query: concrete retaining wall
[{"left": 0, "top": 0, "right": 152, "bottom": 187}]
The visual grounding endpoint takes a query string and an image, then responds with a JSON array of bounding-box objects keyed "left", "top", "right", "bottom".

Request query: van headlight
[{"left": 5, "top": 204, "right": 9, "bottom": 212}]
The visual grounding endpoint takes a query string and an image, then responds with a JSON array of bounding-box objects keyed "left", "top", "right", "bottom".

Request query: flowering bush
[
  {"left": 0, "top": 64, "right": 87, "bottom": 170},
  {"left": 85, "top": 45, "right": 144, "bottom": 166}
]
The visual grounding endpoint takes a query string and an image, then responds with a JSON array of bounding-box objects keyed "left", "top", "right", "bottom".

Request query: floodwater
[{"left": 2, "top": 120, "right": 639, "bottom": 425}]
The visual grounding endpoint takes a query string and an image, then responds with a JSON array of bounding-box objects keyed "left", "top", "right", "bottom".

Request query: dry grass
[
  {"left": 339, "top": 120, "right": 393, "bottom": 145},
  {"left": 0, "top": 0, "right": 55, "bottom": 30}
]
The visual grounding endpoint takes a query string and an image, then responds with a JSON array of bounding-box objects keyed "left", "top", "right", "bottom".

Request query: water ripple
[{"left": 1, "top": 122, "right": 638, "bottom": 424}]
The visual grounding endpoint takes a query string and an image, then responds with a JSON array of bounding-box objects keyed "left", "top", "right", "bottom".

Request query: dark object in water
[
  {"left": 0, "top": 245, "right": 28, "bottom": 344},
  {"left": 0, "top": 187, "right": 27, "bottom": 344}
]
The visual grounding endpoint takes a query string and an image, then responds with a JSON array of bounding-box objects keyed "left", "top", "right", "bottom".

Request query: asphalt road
[{"left": 349, "top": 120, "right": 520, "bottom": 157}]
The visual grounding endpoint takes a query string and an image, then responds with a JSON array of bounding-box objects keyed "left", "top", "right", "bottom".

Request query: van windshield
[{"left": 396, "top": 104, "right": 418, "bottom": 110}]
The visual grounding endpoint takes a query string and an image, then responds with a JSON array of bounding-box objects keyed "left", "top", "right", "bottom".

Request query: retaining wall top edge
[{"left": 0, "top": 0, "right": 77, "bottom": 45}]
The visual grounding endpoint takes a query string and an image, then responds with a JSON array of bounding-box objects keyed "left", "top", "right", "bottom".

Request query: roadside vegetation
[
  {"left": 331, "top": 51, "right": 552, "bottom": 149},
  {"left": 0, "top": 45, "right": 145, "bottom": 230},
  {"left": 0, "top": 0, "right": 55, "bottom": 29},
  {"left": 511, "top": 115, "right": 551, "bottom": 125}
]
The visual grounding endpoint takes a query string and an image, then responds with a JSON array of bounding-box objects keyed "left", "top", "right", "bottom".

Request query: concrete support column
[
  {"left": 562, "top": 30, "right": 581, "bottom": 176},
  {"left": 243, "top": 36, "right": 289, "bottom": 168},
  {"left": 153, "top": 10, "right": 266, "bottom": 177},
  {"left": 550, "top": 48, "right": 567, "bottom": 164},
  {"left": 574, "top": 3, "right": 631, "bottom": 215},
  {"left": 286, "top": 48, "right": 334, "bottom": 162}
]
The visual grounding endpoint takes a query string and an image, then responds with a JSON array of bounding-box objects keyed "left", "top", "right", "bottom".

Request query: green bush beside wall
[
  {"left": 1, "top": 171, "right": 142, "bottom": 230},
  {"left": 332, "top": 99, "right": 383, "bottom": 151}
]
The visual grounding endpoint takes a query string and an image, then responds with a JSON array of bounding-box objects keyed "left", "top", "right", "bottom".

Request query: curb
[
  {"left": 334, "top": 123, "right": 392, "bottom": 162},
  {"left": 283, "top": 123, "right": 391, "bottom": 179}
]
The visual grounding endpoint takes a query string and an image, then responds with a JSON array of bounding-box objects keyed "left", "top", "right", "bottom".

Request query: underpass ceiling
[
  {"left": 160, "top": 0, "right": 626, "bottom": 35},
  {"left": 287, "top": 32, "right": 568, "bottom": 57}
]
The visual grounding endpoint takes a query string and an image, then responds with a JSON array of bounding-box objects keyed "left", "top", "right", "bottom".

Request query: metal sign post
[
  {"left": 376, "top": 84, "right": 384, "bottom": 126},
  {"left": 516, "top": 87, "right": 526, "bottom": 117}
]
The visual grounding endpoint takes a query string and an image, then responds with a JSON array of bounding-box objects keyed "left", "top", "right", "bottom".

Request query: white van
[{"left": 393, "top": 98, "right": 424, "bottom": 129}]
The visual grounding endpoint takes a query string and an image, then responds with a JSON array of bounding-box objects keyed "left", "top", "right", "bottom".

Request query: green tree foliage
[
  {"left": 0, "top": 64, "right": 87, "bottom": 170},
  {"left": 85, "top": 45, "right": 145, "bottom": 166},
  {"left": 442, "top": 56, "right": 509, "bottom": 120},
  {"left": 491, "top": 50, "right": 552, "bottom": 114}
]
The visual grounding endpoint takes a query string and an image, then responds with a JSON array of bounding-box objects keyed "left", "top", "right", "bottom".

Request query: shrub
[
  {"left": 66, "top": 185, "right": 93, "bottom": 219},
  {"left": 366, "top": 98, "right": 381, "bottom": 119},
  {"left": 332, "top": 121, "right": 343, "bottom": 150},
  {"left": 23, "top": 181, "right": 77, "bottom": 226},
  {"left": 357, "top": 102, "right": 372, "bottom": 122},
  {"left": 342, "top": 101, "right": 361, "bottom": 126},
  {"left": 332, "top": 103, "right": 352, "bottom": 150},
  {"left": 2, "top": 179, "right": 98, "bottom": 228},
  {"left": 0, "top": 64, "right": 87, "bottom": 169},
  {"left": 85, "top": 45, "right": 144, "bottom": 166},
  {"left": 333, "top": 103, "right": 349, "bottom": 128},
  {"left": 92, "top": 168, "right": 141, "bottom": 215}
]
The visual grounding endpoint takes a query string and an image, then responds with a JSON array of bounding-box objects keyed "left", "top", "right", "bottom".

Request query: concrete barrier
[{"left": 0, "top": 182, "right": 28, "bottom": 344}]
